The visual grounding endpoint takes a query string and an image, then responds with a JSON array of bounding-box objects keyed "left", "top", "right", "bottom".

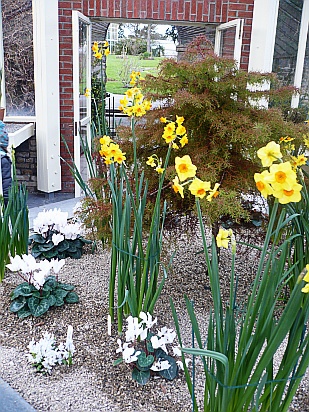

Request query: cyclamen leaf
[
  {"left": 37, "top": 242, "right": 54, "bottom": 252},
  {"left": 47, "top": 294, "right": 56, "bottom": 307},
  {"left": 54, "top": 288, "right": 69, "bottom": 299},
  {"left": 68, "top": 249, "right": 82, "bottom": 259},
  {"left": 158, "top": 355, "right": 179, "bottom": 381},
  {"left": 10, "top": 283, "right": 36, "bottom": 299},
  {"left": 113, "top": 358, "right": 123, "bottom": 366},
  {"left": 59, "top": 283, "right": 75, "bottom": 291},
  {"left": 17, "top": 306, "right": 32, "bottom": 319},
  {"left": 10, "top": 297, "right": 26, "bottom": 312},
  {"left": 132, "top": 368, "right": 150, "bottom": 385},
  {"left": 57, "top": 240, "right": 70, "bottom": 252},
  {"left": 42, "top": 249, "right": 58, "bottom": 259},
  {"left": 65, "top": 291, "right": 79, "bottom": 304},
  {"left": 137, "top": 352, "right": 154, "bottom": 370},
  {"left": 29, "top": 234, "right": 46, "bottom": 244},
  {"left": 28, "top": 297, "right": 50, "bottom": 317}
]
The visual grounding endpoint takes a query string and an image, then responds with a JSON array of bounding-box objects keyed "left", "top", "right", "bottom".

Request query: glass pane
[
  {"left": 220, "top": 27, "right": 236, "bottom": 59},
  {"left": 2, "top": 0, "right": 35, "bottom": 116},
  {"left": 79, "top": 19, "right": 89, "bottom": 120},
  {"left": 272, "top": 0, "right": 302, "bottom": 86}
]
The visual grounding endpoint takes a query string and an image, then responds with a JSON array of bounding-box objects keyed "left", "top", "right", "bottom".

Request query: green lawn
[{"left": 105, "top": 54, "right": 164, "bottom": 94}]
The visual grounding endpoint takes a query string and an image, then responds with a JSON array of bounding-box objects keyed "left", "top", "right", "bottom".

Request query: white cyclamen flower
[
  {"left": 51, "top": 258, "right": 66, "bottom": 275},
  {"left": 6, "top": 254, "right": 23, "bottom": 272},
  {"left": 139, "top": 311, "right": 157, "bottom": 329},
  {"left": 32, "top": 270, "right": 46, "bottom": 290},
  {"left": 122, "top": 345, "right": 141, "bottom": 363},
  {"left": 52, "top": 233, "right": 64, "bottom": 246},
  {"left": 150, "top": 359, "right": 171, "bottom": 371},
  {"left": 125, "top": 316, "right": 142, "bottom": 342},
  {"left": 176, "top": 358, "right": 191, "bottom": 371},
  {"left": 172, "top": 346, "right": 182, "bottom": 357}
]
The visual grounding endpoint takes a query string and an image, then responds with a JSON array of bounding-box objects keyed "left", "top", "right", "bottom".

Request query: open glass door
[
  {"left": 214, "top": 19, "right": 244, "bottom": 68},
  {"left": 72, "top": 11, "right": 91, "bottom": 197}
]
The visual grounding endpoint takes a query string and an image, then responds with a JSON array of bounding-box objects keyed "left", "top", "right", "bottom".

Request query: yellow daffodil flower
[
  {"left": 94, "top": 52, "right": 103, "bottom": 60},
  {"left": 279, "top": 136, "right": 294, "bottom": 143},
  {"left": 104, "top": 49, "right": 110, "bottom": 56},
  {"left": 176, "top": 124, "right": 186, "bottom": 136},
  {"left": 160, "top": 117, "right": 167, "bottom": 123},
  {"left": 164, "top": 122, "right": 176, "bottom": 134},
  {"left": 114, "top": 152, "right": 126, "bottom": 164},
  {"left": 108, "top": 143, "right": 121, "bottom": 157},
  {"left": 254, "top": 170, "right": 273, "bottom": 198},
  {"left": 291, "top": 154, "right": 307, "bottom": 168},
  {"left": 172, "top": 176, "right": 184, "bottom": 198},
  {"left": 156, "top": 166, "right": 165, "bottom": 174},
  {"left": 99, "top": 135, "right": 111, "bottom": 146},
  {"left": 272, "top": 182, "right": 303, "bottom": 204},
  {"left": 265, "top": 161, "right": 298, "bottom": 189},
  {"left": 207, "top": 183, "right": 220, "bottom": 201},
  {"left": 172, "top": 143, "right": 179, "bottom": 149},
  {"left": 179, "top": 134, "right": 188, "bottom": 147},
  {"left": 84, "top": 88, "right": 90, "bottom": 97},
  {"left": 188, "top": 178, "right": 211, "bottom": 199},
  {"left": 176, "top": 115, "right": 184, "bottom": 125},
  {"left": 302, "top": 283, "right": 309, "bottom": 293},
  {"left": 99, "top": 144, "right": 111, "bottom": 158},
  {"left": 216, "top": 228, "right": 231, "bottom": 249},
  {"left": 119, "top": 96, "right": 129, "bottom": 107},
  {"left": 104, "top": 157, "right": 113, "bottom": 165},
  {"left": 162, "top": 133, "right": 176, "bottom": 144},
  {"left": 146, "top": 156, "right": 156, "bottom": 167},
  {"left": 302, "top": 265, "right": 309, "bottom": 293},
  {"left": 103, "top": 40, "right": 109, "bottom": 47},
  {"left": 175, "top": 155, "right": 197, "bottom": 182},
  {"left": 257, "top": 141, "right": 283, "bottom": 167},
  {"left": 92, "top": 42, "right": 99, "bottom": 52}
]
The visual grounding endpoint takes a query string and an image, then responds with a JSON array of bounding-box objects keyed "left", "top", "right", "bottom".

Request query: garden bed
[{"left": 0, "top": 225, "right": 308, "bottom": 411}]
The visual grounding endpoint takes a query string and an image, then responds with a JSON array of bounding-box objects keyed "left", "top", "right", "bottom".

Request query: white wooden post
[
  {"left": 248, "top": 0, "right": 280, "bottom": 73},
  {"left": 248, "top": 0, "right": 280, "bottom": 108},
  {"left": 32, "top": 0, "right": 61, "bottom": 193}
]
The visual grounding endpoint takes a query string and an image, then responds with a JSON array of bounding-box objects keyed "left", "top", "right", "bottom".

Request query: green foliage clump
[
  {"left": 10, "top": 276, "right": 79, "bottom": 318},
  {"left": 0, "top": 151, "right": 29, "bottom": 282}
]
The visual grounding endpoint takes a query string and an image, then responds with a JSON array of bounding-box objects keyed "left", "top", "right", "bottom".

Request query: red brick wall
[{"left": 58, "top": 0, "right": 254, "bottom": 192}]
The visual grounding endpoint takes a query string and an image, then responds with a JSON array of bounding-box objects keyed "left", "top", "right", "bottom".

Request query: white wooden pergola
[{"left": 1, "top": 0, "right": 309, "bottom": 195}]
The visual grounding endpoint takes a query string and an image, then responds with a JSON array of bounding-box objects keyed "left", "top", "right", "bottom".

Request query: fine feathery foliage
[{"left": 135, "top": 35, "right": 308, "bottom": 224}]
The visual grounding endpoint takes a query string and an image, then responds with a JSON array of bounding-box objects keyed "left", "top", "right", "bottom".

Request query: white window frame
[
  {"left": 72, "top": 11, "right": 92, "bottom": 197},
  {"left": 214, "top": 19, "right": 244, "bottom": 68}
]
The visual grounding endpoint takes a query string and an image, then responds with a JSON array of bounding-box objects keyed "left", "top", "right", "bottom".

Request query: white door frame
[
  {"left": 72, "top": 10, "right": 91, "bottom": 197},
  {"left": 214, "top": 19, "right": 244, "bottom": 68}
]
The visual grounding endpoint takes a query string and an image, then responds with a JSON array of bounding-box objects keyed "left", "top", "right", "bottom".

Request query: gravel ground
[{"left": 0, "top": 223, "right": 309, "bottom": 412}]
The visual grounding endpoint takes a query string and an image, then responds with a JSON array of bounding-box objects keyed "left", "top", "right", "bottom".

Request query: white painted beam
[{"left": 32, "top": 0, "right": 61, "bottom": 193}]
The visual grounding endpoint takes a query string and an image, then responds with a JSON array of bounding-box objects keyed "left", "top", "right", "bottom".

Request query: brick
[{"left": 184, "top": 1, "right": 190, "bottom": 20}]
